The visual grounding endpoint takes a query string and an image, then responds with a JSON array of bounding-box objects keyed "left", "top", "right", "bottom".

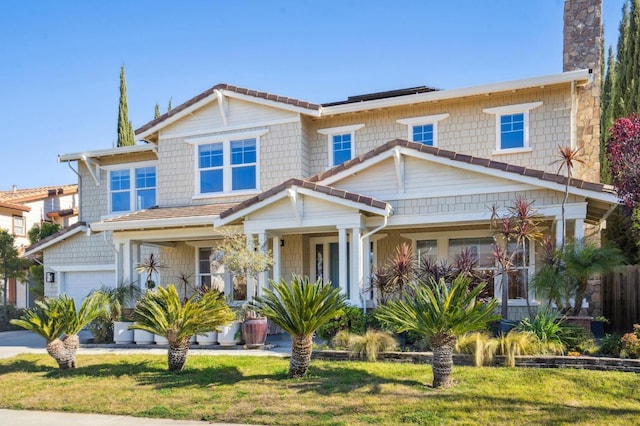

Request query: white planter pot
[
  {"left": 196, "top": 331, "right": 218, "bottom": 345},
  {"left": 113, "top": 321, "right": 134, "bottom": 344},
  {"left": 218, "top": 321, "right": 241, "bottom": 346},
  {"left": 78, "top": 328, "right": 93, "bottom": 344},
  {"left": 190, "top": 335, "right": 197, "bottom": 344},
  {"left": 154, "top": 334, "right": 168, "bottom": 345},
  {"left": 134, "top": 328, "right": 155, "bottom": 345}
]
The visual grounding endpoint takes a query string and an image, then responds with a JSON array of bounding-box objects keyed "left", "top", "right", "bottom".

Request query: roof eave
[
  {"left": 22, "top": 224, "right": 87, "bottom": 257},
  {"left": 58, "top": 143, "right": 158, "bottom": 162},
  {"left": 321, "top": 69, "right": 591, "bottom": 116},
  {"left": 90, "top": 215, "right": 219, "bottom": 232}
]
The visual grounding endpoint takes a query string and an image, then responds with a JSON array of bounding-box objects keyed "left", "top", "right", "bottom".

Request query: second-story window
[
  {"left": 230, "top": 139, "right": 257, "bottom": 190},
  {"left": 199, "top": 143, "right": 224, "bottom": 193},
  {"left": 197, "top": 137, "right": 258, "bottom": 195},
  {"left": 12, "top": 216, "right": 25, "bottom": 236},
  {"left": 483, "top": 101, "right": 542, "bottom": 154},
  {"left": 109, "top": 165, "right": 156, "bottom": 213},
  {"left": 397, "top": 113, "right": 449, "bottom": 147},
  {"left": 318, "top": 123, "right": 365, "bottom": 168}
]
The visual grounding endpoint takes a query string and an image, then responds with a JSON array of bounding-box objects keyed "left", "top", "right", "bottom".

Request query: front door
[{"left": 311, "top": 238, "right": 349, "bottom": 297}]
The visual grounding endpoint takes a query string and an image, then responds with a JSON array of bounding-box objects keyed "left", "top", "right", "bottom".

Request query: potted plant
[
  {"left": 92, "top": 282, "right": 140, "bottom": 344},
  {"left": 135, "top": 253, "right": 165, "bottom": 290},
  {"left": 190, "top": 282, "right": 223, "bottom": 345},
  {"left": 217, "top": 306, "right": 243, "bottom": 346},
  {"left": 591, "top": 316, "right": 609, "bottom": 339}
]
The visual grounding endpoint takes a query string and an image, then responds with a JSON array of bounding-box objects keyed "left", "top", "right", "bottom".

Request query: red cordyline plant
[
  {"left": 606, "top": 113, "right": 640, "bottom": 214},
  {"left": 552, "top": 145, "right": 583, "bottom": 250}
]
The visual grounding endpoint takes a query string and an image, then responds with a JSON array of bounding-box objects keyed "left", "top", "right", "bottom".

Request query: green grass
[{"left": 0, "top": 354, "right": 639, "bottom": 425}]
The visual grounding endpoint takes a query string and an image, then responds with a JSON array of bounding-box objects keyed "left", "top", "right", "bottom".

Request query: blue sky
[{"left": 0, "top": 0, "right": 626, "bottom": 189}]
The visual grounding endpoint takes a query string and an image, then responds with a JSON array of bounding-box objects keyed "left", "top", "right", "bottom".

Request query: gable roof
[
  {"left": 0, "top": 184, "right": 78, "bottom": 204},
  {"left": 22, "top": 221, "right": 87, "bottom": 257},
  {"left": 135, "top": 69, "right": 591, "bottom": 141},
  {"left": 308, "top": 139, "right": 615, "bottom": 198},
  {"left": 216, "top": 178, "right": 392, "bottom": 227}
]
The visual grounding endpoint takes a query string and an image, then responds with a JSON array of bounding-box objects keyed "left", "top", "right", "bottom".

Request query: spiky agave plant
[{"left": 11, "top": 293, "right": 108, "bottom": 369}]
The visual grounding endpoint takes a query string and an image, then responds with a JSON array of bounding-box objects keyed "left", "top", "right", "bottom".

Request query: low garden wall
[{"left": 312, "top": 350, "right": 640, "bottom": 373}]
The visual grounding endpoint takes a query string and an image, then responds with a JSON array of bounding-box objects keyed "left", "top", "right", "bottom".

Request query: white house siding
[
  {"left": 306, "top": 85, "right": 571, "bottom": 178},
  {"left": 157, "top": 242, "right": 196, "bottom": 293},
  {"left": 280, "top": 234, "right": 305, "bottom": 280},
  {"left": 43, "top": 232, "right": 115, "bottom": 298}
]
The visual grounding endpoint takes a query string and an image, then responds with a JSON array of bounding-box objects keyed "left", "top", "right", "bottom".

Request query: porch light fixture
[{"left": 46, "top": 272, "right": 55, "bottom": 283}]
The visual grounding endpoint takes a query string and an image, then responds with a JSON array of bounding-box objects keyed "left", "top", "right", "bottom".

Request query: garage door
[{"left": 62, "top": 270, "right": 116, "bottom": 306}]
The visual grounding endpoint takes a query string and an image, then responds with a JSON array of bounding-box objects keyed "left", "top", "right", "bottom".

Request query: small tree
[
  {"left": 11, "top": 293, "right": 108, "bottom": 369},
  {"left": 27, "top": 222, "right": 61, "bottom": 302},
  {"left": 0, "top": 230, "right": 28, "bottom": 310},
  {"left": 376, "top": 275, "right": 499, "bottom": 388},
  {"left": 117, "top": 65, "right": 135, "bottom": 147},
  {"left": 212, "top": 233, "right": 273, "bottom": 302},
  {"left": 552, "top": 146, "right": 583, "bottom": 250},
  {"left": 606, "top": 113, "right": 640, "bottom": 217}
]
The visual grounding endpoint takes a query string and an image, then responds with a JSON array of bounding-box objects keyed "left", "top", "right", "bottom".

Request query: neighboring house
[
  {"left": 0, "top": 184, "right": 78, "bottom": 307},
  {"left": 24, "top": 0, "right": 614, "bottom": 319}
]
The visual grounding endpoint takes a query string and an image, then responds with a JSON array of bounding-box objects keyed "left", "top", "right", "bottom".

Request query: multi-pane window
[
  {"left": 500, "top": 113, "right": 524, "bottom": 149},
  {"left": 483, "top": 102, "right": 542, "bottom": 152},
  {"left": 397, "top": 114, "right": 449, "bottom": 147},
  {"left": 318, "top": 123, "right": 364, "bottom": 168},
  {"left": 110, "top": 166, "right": 156, "bottom": 213},
  {"left": 197, "top": 138, "right": 258, "bottom": 195},
  {"left": 12, "top": 216, "right": 25, "bottom": 236},
  {"left": 332, "top": 134, "right": 352, "bottom": 166},
  {"left": 230, "top": 139, "right": 257, "bottom": 190},
  {"left": 197, "top": 247, "right": 245, "bottom": 302},
  {"left": 417, "top": 239, "right": 438, "bottom": 263},
  {"left": 199, "top": 143, "right": 224, "bottom": 193},
  {"left": 412, "top": 124, "right": 434, "bottom": 146}
]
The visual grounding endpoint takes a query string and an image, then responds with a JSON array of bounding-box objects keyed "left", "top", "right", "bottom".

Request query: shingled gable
[
  {"left": 135, "top": 83, "right": 321, "bottom": 138},
  {"left": 22, "top": 221, "right": 87, "bottom": 257},
  {"left": 216, "top": 178, "right": 391, "bottom": 225},
  {"left": 307, "top": 139, "right": 616, "bottom": 197}
]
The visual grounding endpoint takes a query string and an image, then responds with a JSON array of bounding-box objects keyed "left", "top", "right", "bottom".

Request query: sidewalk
[{"left": 0, "top": 409, "right": 254, "bottom": 426}]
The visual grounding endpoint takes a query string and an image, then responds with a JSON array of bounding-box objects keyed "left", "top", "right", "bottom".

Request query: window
[
  {"left": 417, "top": 239, "right": 438, "bottom": 263},
  {"left": 12, "top": 216, "right": 25, "bottom": 236},
  {"left": 189, "top": 130, "right": 266, "bottom": 197},
  {"left": 318, "top": 123, "right": 365, "bottom": 167},
  {"left": 397, "top": 113, "right": 449, "bottom": 147},
  {"left": 109, "top": 165, "right": 156, "bottom": 213},
  {"left": 197, "top": 247, "right": 245, "bottom": 302},
  {"left": 483, "top": 101, "right": 542, "bottom": 153}
]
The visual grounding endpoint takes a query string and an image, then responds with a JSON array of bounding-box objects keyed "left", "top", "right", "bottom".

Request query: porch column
[
  {"left": 257, "top": 232, "right": 268, "bottom": 297},
  {"left": 338, "top": 226, "right": 348, "bottom": 297},
  {"left": 246, "top": 234, "right": 256, "bottom": 301},
  {"left": 272, "top": 236, "right": 281, "bottom": 283},
  {"left": 362, "top": 233, "right": 371, "bottom": 306},
  {"left": 555, "top": 216, "right": 564, "bottom": 248},
  {"left": 574, "top": 218, "right": 585, "bottom": 242},
  {"left": 350, "top": 227, "right": 363, "bottom": 306}
]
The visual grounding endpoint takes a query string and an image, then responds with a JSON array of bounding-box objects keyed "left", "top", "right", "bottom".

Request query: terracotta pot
[{"left": 242, "top": 317, "right": 268, "bottom": 348}]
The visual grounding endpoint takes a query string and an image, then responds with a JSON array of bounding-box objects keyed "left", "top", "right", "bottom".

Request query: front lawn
[{"left": 0, "top": 354, "right": 638, "bottom": 425}]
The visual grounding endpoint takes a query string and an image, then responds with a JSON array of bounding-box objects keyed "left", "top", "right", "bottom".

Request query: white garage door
[{"left": 62, "top": 270, "right": 116, "bottom": 305}]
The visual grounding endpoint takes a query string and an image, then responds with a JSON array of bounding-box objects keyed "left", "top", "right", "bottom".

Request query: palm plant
[
  {"left": 248, "top": 275, "right": 347, "bottom": 378},
  {"left": 552, "top": 145, "right": 583, "bottom": 249},
  {"left": 135, "top": 253, "right": 165, "bottom": 289},
  {"left": 10, "top": 293, "right": 108, "bottom": 369},
  {"left": 375, "top": 275, "right": 499, "bottom": 388},
  {"left": 130, "top": 284, "right": 234, "bottom": 371}
]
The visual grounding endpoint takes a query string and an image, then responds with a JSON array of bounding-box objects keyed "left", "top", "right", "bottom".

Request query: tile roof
[
  {"left": 0, "top": 201, "right": 30, "bottom": 213},
  {"left": 306, "top": 139, "right": 614, "bottom": 195},
  {"left": 102, "top": 203, "right": 238, "bottom": 223},
  {"left": 219, "top": 178, "right": 390, "bottom": 220},
  {"left": 0, "top": 184, "right": 78, "bottom": 203},
  {"left": 135, "top": 83, "right": 320, "bottom": 136}
]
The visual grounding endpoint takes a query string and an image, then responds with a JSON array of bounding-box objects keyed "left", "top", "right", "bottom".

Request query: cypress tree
[
  {"left": 154, "top": 103, "right": 161, "bottom": 119},
  {"left": 600, "top": 46, "right": 615, "bottom": 183},
  {"left": 117, "top": 65, "right": 135, "bottom": 147},
  {"left": 167, "top": 97, "right": 172, "bottom": 113},
  {"left": 612, "top": 2, "right": 630, "bottom": 118}
]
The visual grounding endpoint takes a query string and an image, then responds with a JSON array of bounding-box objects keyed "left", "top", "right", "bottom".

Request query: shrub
[
  {"left": 620, "top": 324, "right": 640, "bottom": 359},
  {"left": 558, "top": 323, "right": 597, "bottom": 354},
  {"left": 455, "top": 332, "right": 498, "bottom": 366},
  {"left": 87, "top": 316, "right": 113, "bottom": 343},
  {"left": 317, "top": 305, "right": 365, "bottom": 340},
  {"left": 348, "top": 329, "right": 397, "bottom": 361},
  {"left": 517, "top": 310, "right": 565, "bottom": 354},
  {"left": 598, "top": 333, "right": 622, "bottom": 356},
  {"left": 0, "top": 305, "right": 26, "bottom": 331},
  {"left": 496, "top": 331, "right": 539, "bottom": 367}
]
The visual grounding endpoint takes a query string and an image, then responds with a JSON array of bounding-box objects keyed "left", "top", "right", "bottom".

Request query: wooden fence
[{"left": 602, "top": 265, "right": 640, "bottom": 334}]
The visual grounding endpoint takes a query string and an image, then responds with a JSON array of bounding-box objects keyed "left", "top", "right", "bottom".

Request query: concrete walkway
[{"left": 0, "top": 330, "right": 293, "bottom": 425}]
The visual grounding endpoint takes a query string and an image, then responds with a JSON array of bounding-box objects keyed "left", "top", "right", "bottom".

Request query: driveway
[{"left": 0, "top": 330, "right": 46, "bottom": 359}]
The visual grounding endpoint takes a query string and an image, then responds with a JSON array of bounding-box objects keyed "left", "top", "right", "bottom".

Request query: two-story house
[
  {"left": 25, "top": 0, "right": 617, "bottom": 319},
  {"left": 1, "top": 184, "right": 78, "bottom": 307}
]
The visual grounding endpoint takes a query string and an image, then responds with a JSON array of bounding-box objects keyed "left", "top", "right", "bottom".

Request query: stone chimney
[{"left": 563, "top": 0, "right": 602, "bottom": 183}]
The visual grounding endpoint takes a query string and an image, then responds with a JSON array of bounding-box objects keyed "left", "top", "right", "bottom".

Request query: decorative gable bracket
[
  {"left": 287, "top": 187, "right": 304, "bottom": 225},
  {"left": 214, "top": 89, "right": 229, "bottom": 127},
  {"left": 81, "top": 155, "right": 101, "bottom": 186},
  {"left": 392, "top": 146, "right": 405, "bottom": 193}
]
